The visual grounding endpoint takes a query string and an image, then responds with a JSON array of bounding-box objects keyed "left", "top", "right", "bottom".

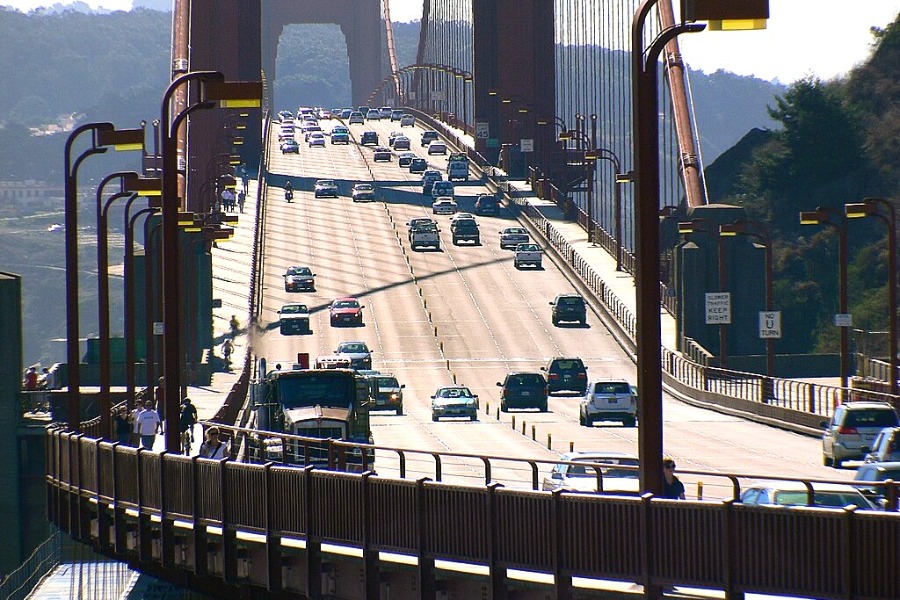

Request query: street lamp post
[
  {"left": 159, "top": 72, "right": 261, "bottom": 452},
  {"left": 632, "top": 0, "right": 704, "bottom": 495},
  {"left": 125, "top": 206, "right": 159, "bottom": 412},
  {"left": 720, "top": 220, "right": 776, "bottom": 381},
  {"left": 64, "top": 123, "right": 144, "bottom": 431},
  {"left": 800, "top": 207, "right": 851, "bottom": 401},
  {"left": 846, "top": 198, "right": 898, "bottom": 399},
  {"left": 592, "top": 148, "right": 632, "bottom": 271}
]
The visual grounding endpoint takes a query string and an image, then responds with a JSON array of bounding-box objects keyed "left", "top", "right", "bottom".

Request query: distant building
[{"left": 0, "top": 181, "right": 64, "bottom": 206}]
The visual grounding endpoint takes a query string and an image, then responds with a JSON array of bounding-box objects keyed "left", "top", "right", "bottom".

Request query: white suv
[
  {"left": 822, "top": 402, "right": 899, "bottom": 468},
  {"left": 579, "top": 379, "right": 638, "bottom": 427}
]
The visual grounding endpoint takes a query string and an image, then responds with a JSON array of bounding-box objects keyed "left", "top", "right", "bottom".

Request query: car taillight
[
  {"left": 548, "top": 373, "right": 559, "bottom": 380},
  {"left": 838, "top": 426, "right": 859, "bottom": 435},
  {"left": 577, "top": 373, "right": 586, "bottom": 379}
]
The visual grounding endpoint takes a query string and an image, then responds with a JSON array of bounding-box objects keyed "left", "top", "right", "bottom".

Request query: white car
[
  {"left": 541, "top": 451, "right": 640, "bottom": 494},
  {"left": 351, "top": 183, "right": 376, "bottom": 202},
  {"left": 400, "top": 114, "right": 415, "bottom": 127},
  {"left": 432, "top": 197, "right": 458, "bottom": 215},
  {"left": 307, "top": 132, "right": 326, "bottom": 147},
  {"left": 427, "top": 141, "right": 448, "bottom": 155},
  {"left": 348, "top": 111, "right": 364, "bottom": 124},
  {"left": 579, "top": 379, "right": 638, "bottom": 427}
]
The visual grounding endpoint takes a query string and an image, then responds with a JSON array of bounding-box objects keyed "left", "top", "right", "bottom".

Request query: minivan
[
  {"left": 542, "top": 357, "right": 588, "bottom": 395},
  {"left": 496, "top": 372, "right": 549, "bottom": 412},
  {"left": 822, "top": 402, "right": 899, "bottom": 468}
]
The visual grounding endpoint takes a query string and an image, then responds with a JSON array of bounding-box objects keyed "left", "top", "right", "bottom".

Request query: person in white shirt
[
  {"left": 200, "top": 426, "right": 228, "bottom": 459},
  {"left": 135, "top": 403, "right": 161, "bottom": 450}
]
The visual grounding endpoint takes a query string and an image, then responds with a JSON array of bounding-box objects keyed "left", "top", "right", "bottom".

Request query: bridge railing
[{"left": 45, "top": 427, "right": 900, "bottom": 600}]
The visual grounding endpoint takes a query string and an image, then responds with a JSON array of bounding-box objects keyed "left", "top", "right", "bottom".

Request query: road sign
[
  {"left": 486, "top": 138, "right": 499, "bottom": 148},
  {"left": 475, "top": 121, "right": 489, "bottom": 139},
  {"left": 759, "top": 311, "right": 781, "bottom": 339},
  {"left": 834, "top": 313, "right": 852, "bottom": 327},
  {"left": 520, "top": 138, "right": 534, "bottom": 152},
  {"left": 430, "top": 90, "right": 446, "bottom": 101},
  {"left": 153, "top": 322, "right": 164, "bottom": 335},
  {"left": 705, "top": 292, "right": 731, "bottom": 324}
]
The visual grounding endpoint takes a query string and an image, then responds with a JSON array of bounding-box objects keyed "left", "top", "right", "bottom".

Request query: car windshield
[
  {"left": 845, "top": 410, "right": 898, "bottom": 428},
  {"left": 317, "top": 180, "right": 335, "bottom": 187},
  {"left": 518, "top": 244, "right": 539, "bottom": 251},
  {"left": 376, "top": 376, "right": 399, "bottom": 388},
  {"left": 286, "top": 267, "right": 311, "bottom": 276},
  {"left": 334, "top": 300, "right": 359, "bottom": 309},
  {"left": 551, "top": 360, "right": 583, "bottom": 371},
  {"left": 339, "top": 343, "right": 368, "bottom": 353},
  {"left": 438, "top": 387, "right": 472, "bottom": 398},
  {"left": 281, "top": 305, "right": 307, "bottom": 314},
  {"left": 856, "top": 467, "right": 900, "bottom": 481},
  {"left": 509, "top": 374, "right": 544, "bottom": 386},
  {"left": 505, "top": 228, "right": 526, "bottom": 235},
  {"left": 592, "top": 382, "right": 631, "bottom": 394},
  {"left": 355, "top": 185, "right": 373, "bottom": 191}
]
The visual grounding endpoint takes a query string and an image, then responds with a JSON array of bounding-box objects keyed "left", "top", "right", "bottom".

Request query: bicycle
[{"left": 181, "top": 428, "right": 193, "bottom": 455}]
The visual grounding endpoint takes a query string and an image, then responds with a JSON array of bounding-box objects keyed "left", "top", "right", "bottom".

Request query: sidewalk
[{"left": 147, "top": 178, "right": 257, "bottom": 452}]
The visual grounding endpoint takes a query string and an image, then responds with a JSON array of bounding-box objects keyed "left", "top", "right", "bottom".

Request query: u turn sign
[{"left": 759, "top": 311, "right": 782, "bottom": 339}]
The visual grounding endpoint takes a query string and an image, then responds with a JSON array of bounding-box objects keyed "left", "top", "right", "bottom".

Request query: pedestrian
[
  {"left": 114, "top": 406, "right": 132, "bottom": 446},
  {"left": 154, "top": 377, "right": 165, "bottom": 433},
  {"left": 229, "top": 315, "right": 240, "bottom": 337},
  {"left": 237, "top": 190, "right": 246, "bottom": 213},
  {"left": 23, "top": 367, "right": 38, "bottom": 391},
  {"left": 179, "top": 397, "right": 198, "bottom": 453},
  {"left": 135, "top": 402, "right": 161, "bottom": 450},
  {"left": 662, "top": 456, "right": 686, "bottom": 499},
  {"left": 284, "top": 179, "right": 293, "bottom": 202},
  {"left": 222, "top": 338, "right": 234, "bottom": 368},
  {"left": 199, "top": 426, "right": 228, "bottom": 459},
  {"left": 239, "top": 163, "right": 249, "bottom": 194},
  {"left": 130, "top": 400, "right": 143, "bottom": 446}
]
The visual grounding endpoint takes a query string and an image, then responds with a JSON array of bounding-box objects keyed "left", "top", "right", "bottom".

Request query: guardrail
[{"left": 46, "top": 428, "right": 900, "bottom": 600}]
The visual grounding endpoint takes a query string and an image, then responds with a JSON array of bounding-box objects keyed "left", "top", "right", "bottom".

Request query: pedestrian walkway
[{"left": 145, "top": 178, "right": 258, "bottom": 454}]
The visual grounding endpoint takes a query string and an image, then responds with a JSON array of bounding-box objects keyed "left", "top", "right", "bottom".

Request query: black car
[
  {"left": 496, "top": 372, "right": 548, "bottom": 412},
  {"left": 409, "top": 158, "right": 427, "bottom": 174},
  {"left": 475, "top": 195, "right": 500, "bottom": 216},
  {"left": 542, "top": 357, "right": 588, "bottom": 395},
  {"left": 451, "top": 219, "right": 480, "bottom": 245},
  {"left": 360, "top": 131, "right": 379, "bottom": 146},
  {"left": 550, "top": 293, "right": 587, "bottom": 326}
]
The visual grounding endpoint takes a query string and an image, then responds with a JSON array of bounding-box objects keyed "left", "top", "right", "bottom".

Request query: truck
[
  {"left": 410, "top": 223, "right": 441, "bottom": 250},
  {"left": 251, "top": 359, "right": 372, "bottom": 468},
  {"left": 447, "top": 152, "right": 469, "bottom": 181},
  {"left": 513, "top": 243, "right": 542, "bottom": 268}
]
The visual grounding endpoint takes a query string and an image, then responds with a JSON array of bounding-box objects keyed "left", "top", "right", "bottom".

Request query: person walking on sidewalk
[
  {"left": 237, "top": 190, "right": 246, "bottom": 213},
  {"left": 135, "top": 402, "right": 161, "bottom": 450},
  {"left": 200, "top": 426, "right": 228, "bottom": 459},
  {"left": 222, "top": 338, "right": 234, "bottom": 369}
]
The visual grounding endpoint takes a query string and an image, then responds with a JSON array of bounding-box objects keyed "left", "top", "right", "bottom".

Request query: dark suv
[
  {"left": 550, "top": 293, "right": 587, "bottom": 326},
  {"left": 360, "top": 131, "right": 379, "bottom": 146},
  {"left": 475, "top": 195, "right": 500, "bottom": 216},
  {"left": 542, "top": 357, "right": 588, "bottom": 395},
  {"left": 496, "top": 372, "right": 548, "bottom": 412}
]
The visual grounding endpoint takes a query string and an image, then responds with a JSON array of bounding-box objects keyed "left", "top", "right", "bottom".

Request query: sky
[{"left": 3, "top": 0, "right": 898, "bottom": 84}]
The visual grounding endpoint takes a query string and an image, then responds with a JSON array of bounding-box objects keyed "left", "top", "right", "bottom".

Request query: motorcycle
[{"left": 285, "top": 188, "right": 293, "bottom": 202}]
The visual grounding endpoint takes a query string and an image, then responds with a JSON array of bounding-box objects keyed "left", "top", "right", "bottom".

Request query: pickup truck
[
  {"left": 451, "top": 219, "right": 480, "bottom": 245},
  {"left": 513, "top": 243, "right": 542, "bottom": 268},
  {"left": 410, "top": 223, "right": 441, "bottom": 251},
  {"left": 447, "top": 152, "right": 469, "bottom": 181}
]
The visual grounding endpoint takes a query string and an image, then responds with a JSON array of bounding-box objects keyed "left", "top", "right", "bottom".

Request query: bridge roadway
[{"left": 257, "top": 114, "right": 855, "bottom": 497}]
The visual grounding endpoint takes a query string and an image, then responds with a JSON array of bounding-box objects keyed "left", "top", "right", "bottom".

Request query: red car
[{"left": 329, "top": 296, "right": 365, "bottom": 327}]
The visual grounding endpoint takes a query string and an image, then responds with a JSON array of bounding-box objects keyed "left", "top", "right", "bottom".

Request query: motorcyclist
[{"left": 284, "top": 179, "right": 294, "bottom": 202}]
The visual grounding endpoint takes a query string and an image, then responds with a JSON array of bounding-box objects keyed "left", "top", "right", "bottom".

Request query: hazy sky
[{"left": 3, "top": 1, "right": 898, "bottom": 83}]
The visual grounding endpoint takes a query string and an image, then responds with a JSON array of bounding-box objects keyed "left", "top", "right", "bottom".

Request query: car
[
  {"left": 387, "top": 131, "right": 403, "bottom": 147},
  {"left": 330, "top": 131, "right": 350, "bottom": 144},
  {"left": 329, "top": 297, "right": 365, "bottom": 327},
  {"left": 351, "top": 183, "right": 376, "bottom": 202},
  {"left": 431, "top": 386, "right": 479, "bottom": 421},
  {"left": 397, "top": 151, "right": 416, "bottom": 167},
  {"left": 280, "top": 139, "right": 299, "bottom": 154},
  {"left": 307, "top": 132, "right": 326, "bottom": 147},
  {"left": 514, "top": 243, "right": 542, "bottom": 269},
  {"left": 409, "top": 158, "right": 427, "bottom": 174},
  {"left": 542, "top": 357, "right": 588, "bottom": 395},
  {"left": 550, "top": 293, "right": 587, "bottom": 326},
  {"left": 579, "top": 379, "right": 638, "bottom": 427},
  {"left": 278, "top": 303, "right": 310, "bottom": 335},
  {"left": 421, "top": 170, "right": 443, "bottom": 194},
  {"left": 277, "top": 110, "right": 294, "bottom": 122},
  {"left": 474, "top": 195, "right": 500, "bottom": 216},
  {"left": 400, "top": 114, "right": 416, "bottom": 127},
  {"left": 314, "top": 179, "right": 339, "bottom": 198},
  {"left": 450, "top": 212, "right": 475, "bottom": 222},
  {"left": 407, "top": 217, "right": 438, "bottom": 231},
  {"left": 739, "top": 481, "right": 877, "bottom": 510},
  {"left": 864, "top": 426, "right": 900, "bottom": 463},
  {"left": 822, "top": 402, "right": 899, "bottom": 468},
  {"left": 451, "top": 218, "right": 480, "bottom": 245},
  {"left": 409, "top": 222, "right": 441, "bottom": 250},
  {"left": 421, "top": 130, "right": 439, "bottom": 146},
  {"left": 283, "top": 266, "right": 316, "bottom": 292},
  {"left": 431, "top": 180, "right": 455, "bottom": 199},
  {"left": 379, "top": 106, "right": 393, "bottom": 118},
  {"left": 278, "top": 126, "right": 295, "bottom": 141},
  {"left": 499, "top": 227, "right": 529, "bottom": 249},
  {"left": 366, "top": 109, "right": 381, "bottom": 121},
  {"left": 541, "top": 452, "right": 640, "bottom": 494},
  {"left": 853, "top": 462, "right": 900, "bottom": 507},
  {"left": 331, "top": 124, "right": 349, "bottom": 135},
  {"left": 360, "top": 131, "right": 379, "bottom": 146},
  {"left": 393, "top": 135, "right": 411, "bottom": 151},
  {"left": 427, "top": 141, "right": 448, "bottom": 155},
  {"left": 303, "top": 123, "right": 323, "bottom": 139},
  {"left": 373, "top": 146, "right": 392, "bottom": 162},
  {"left": 496, "top": 372, "right": 548, "bottom": 412},
  {"left": 334, "top": 341, "right": 372, "bottom": 370},
  {"left": 370, "top": 373, "right": 405, "bottom": 415},
  {"left": 348, "top": 111, "right": 364, "bottom": 124},
  {"left": 432, "top": 197, "right": 458, "bottom": 215},
  {"left": 340, "top": 108, "right": 353, "bottom": 119},
  {"left": 318, "top": 108, "right": 333, "bottom": 119},
  {"left": 390, "top": 109, "right": 404, "bottom": 122}
]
